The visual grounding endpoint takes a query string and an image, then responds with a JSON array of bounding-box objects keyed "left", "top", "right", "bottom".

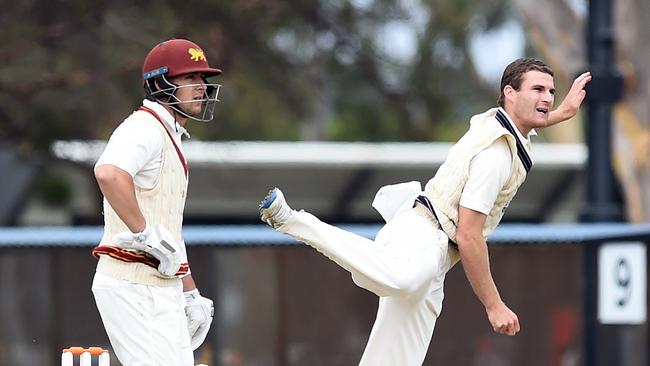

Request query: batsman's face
[
  {"left": 169, "top": 72, "right": 207, "bottom": 116},
  {"left": 506, "top": 70, "right": 555, "bottom": 135}
]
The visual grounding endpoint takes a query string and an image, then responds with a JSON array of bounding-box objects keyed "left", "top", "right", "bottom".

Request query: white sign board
[{"left": 598, "top": 242, "right": 646, "bottom": 324}]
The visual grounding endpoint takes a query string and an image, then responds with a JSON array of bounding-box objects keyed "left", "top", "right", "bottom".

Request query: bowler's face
[{"left": 509, "top": 70, "right": 555, "bottom": 133}]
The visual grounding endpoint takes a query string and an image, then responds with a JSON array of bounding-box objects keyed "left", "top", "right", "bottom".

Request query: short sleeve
[
  {"left": 459, "top": 137, "right": 512, "bottom": 215},
  {"left": 95, "top": 117, "right": 163, "bottom": 178}
]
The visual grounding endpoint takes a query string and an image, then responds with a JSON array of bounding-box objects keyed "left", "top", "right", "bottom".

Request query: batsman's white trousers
[
  {"left": 91, "top": 273, "right": 194, "bottom": 366},
  {"left": 279, "top": 208, "right": 460, "bottom": 366}
]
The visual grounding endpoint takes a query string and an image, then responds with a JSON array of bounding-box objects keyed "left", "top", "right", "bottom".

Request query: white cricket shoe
[{"left": 259, "top": 187, "right": 293, "bottom": 229}]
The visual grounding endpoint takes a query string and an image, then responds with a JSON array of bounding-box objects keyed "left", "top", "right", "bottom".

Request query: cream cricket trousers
[
  {"left": 279, "top": 208, "right": 460, "bottom": 366},
  {"left": 91, "top": 273, "right": 194, "bottom": 366}
]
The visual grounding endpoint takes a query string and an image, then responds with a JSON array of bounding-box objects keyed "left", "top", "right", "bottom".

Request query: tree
[
  {"left": 0, "top": 0, "right": 514, "bottom": 147},
  {"left": 0, "top": 0, "right": 521, "bottom": 220}
]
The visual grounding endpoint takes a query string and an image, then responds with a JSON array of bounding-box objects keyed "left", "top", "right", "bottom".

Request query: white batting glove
[
  {"left": 113, "top": 224, "right": 182, "bottom": 277},
  {"left": 184, "top": 289, "right": 214, "bottom": 350}
]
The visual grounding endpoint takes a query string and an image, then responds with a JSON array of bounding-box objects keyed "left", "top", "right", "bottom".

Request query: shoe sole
[
  {"left": 260, "top": 188, "right": 278, "bottom": 210},
  {"left": 259, "top": 188, "right": 284, "bottom": 227}
]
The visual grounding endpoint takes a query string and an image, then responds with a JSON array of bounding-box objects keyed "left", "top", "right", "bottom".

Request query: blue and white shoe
[{"left": 259, "top": 187, "right": 293, "bottom": 229}]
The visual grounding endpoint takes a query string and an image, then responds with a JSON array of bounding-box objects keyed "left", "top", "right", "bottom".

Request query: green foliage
[
  {"left": 0, "top": 0, "right": 514, "bottom": 149},
  {"left": 34, "top": 173, "right": 72, "bottom": 207}
]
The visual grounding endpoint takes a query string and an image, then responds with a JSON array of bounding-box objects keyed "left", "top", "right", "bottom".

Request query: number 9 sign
[{"left": 598, "top": 242, "right": 646, "bottom": 324}]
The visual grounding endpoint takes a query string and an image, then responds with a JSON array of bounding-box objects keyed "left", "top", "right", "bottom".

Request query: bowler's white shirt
[
  {"left": 95, "top": 100, "right": 188, "bottom": 189},
  {"left": 460, "top": 107, "right": 535, "bottom": 215}
]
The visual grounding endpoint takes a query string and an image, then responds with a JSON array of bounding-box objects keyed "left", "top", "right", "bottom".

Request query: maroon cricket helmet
[{"left": 142, "top": 39, "right": 222, "bottom": 81}]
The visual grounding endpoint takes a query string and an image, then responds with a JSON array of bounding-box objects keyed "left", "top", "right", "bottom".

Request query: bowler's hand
[
  {"left": 486, "top": 301, "right": 520, "bottom": 336},
  {"left": 549, "top": 71, "right": 592, "bottom": 124}
]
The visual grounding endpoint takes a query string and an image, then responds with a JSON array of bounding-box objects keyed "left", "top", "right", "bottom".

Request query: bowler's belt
[{"left": 413, "top": 195, "right": 458, "bottom": 249}]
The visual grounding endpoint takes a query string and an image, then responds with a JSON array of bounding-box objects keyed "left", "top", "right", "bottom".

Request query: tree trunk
[
  {"left": 612, "top": 0, "right": 650, "bottom": 222},
  {"left": 512, "top": 0, "right": 585, "bottom": 143}
]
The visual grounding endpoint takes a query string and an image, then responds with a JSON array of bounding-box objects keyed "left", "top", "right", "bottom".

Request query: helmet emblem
[{"left": 188, "top": 48, "right": 206, "bottom": 62}]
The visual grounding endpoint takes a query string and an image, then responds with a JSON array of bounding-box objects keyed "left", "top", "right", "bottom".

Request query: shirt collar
[
  {"left": 498, "top": 107, "right": 536, "bottom": 144},
  {"left": 142, "top": 99, "right": 190, "bottom": 139}
]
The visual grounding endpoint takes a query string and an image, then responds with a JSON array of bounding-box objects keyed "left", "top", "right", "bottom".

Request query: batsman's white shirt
[{"left": 95, "top": 99, "right": 188, "bottom": 188}]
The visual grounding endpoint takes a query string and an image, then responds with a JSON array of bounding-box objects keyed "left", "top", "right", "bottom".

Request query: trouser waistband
[{"left": 413, "top": 196, "right": 458, "bottom": 249}]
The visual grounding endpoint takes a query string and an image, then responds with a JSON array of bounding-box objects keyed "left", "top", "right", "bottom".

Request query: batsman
[
  {"left": 91, "top": 39, "right": 220, "bottom": 366},
  {"left": 260, "top": 58, "right": 591, "bottom": 366}
]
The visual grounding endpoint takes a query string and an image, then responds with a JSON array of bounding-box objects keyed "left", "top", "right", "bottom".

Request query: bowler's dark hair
[{"left": 498, "top": 58, "right": 554, "bottom": 107}]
